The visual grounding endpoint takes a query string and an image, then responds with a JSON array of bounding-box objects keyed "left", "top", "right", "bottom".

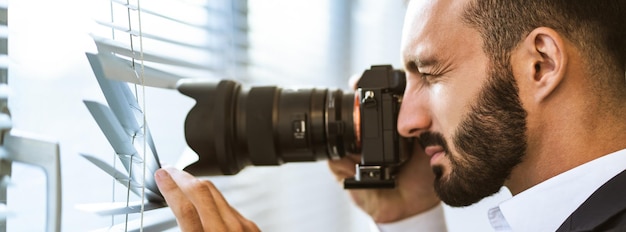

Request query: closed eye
[{"left": 420, "top": 72, "right": 439, "bottom": 82}]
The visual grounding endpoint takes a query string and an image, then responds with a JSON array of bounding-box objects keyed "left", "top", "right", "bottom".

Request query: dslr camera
[{"left": 177, "top": 65, "right": 409, "bottom": 188}]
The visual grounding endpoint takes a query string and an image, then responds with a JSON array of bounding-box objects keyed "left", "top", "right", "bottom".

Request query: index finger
[
  {"left": 158, "top": 168, "right": 228, "bottom": 231},
  {"left": 155, "top": 168, "right": 204, "bottom": 232}
]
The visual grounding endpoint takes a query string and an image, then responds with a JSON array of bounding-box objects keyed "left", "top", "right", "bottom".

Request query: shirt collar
[{"left": 489, "top": 148, "right": 626, "bottom": 232}]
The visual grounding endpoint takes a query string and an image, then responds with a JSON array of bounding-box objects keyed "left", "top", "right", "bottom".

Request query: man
[{"left": 155, "top": 0, "right": 626, "bottom": 231}]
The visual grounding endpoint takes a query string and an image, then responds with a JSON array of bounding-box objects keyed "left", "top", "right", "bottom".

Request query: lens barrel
[{"left": 178, "top": 79, "right": 358, "bottom": 176}]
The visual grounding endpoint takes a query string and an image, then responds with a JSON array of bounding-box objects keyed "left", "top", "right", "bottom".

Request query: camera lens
[{"left": 178, "top": 79, "right": 359, "bottom": 176}]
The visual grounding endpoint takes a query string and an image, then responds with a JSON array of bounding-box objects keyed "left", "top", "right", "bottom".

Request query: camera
[{"left": 176, "top": 65, "right": 409, "bottom": 188}]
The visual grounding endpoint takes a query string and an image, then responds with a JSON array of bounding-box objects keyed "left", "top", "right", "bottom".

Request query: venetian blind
[
  {"left": 84, "top": 0, "right": 365, "bottom": 231},
  {"left": 82, "top": 0, "right": 248, "bottom": 231},
  {"left": 88, "top": 0, "right": 247, "bottom": 87}
]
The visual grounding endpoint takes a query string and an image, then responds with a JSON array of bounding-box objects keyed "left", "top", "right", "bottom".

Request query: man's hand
[
  {"left": 330, "top": 74, "right": 441, "bottom": 223},
  {"left": 328, "top": 143, "right": 440, "bottom": 223},
  {"left": 155, "top": 168, "right": 260, "bottom": 232}
]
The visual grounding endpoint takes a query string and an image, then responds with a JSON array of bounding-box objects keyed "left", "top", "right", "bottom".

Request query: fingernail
[{"left": 155, "top": 168, "right": 169, "bottom": 180}]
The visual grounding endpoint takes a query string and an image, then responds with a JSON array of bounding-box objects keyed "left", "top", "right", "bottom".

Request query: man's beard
[{"left": 418, "top": 62, "right": 528, "bottom": 207}]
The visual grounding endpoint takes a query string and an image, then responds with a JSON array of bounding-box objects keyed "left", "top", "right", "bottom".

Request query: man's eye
[
  {"left": 420, "top": 72, "right": 435, "bottom": 80},
  {"left": 419, "top": 72, "right": 443, "bottom": 84}
]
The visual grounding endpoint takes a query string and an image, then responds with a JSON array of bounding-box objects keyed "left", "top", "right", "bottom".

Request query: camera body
[
  {"left": 345, "top": 65, "right": 407, "bottom": 188},
  {"left": 177, "top": 65, "right": 408, "bottom": 188}
]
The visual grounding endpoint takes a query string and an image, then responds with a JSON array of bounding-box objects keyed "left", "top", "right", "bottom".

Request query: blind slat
[
  {"left": 88, "top": 52, "right": 143, "bottom": 132},
  {"left": 83, "top": 101, "right": 143, "bottom": 164},
  {"left": 88, "top": 52, "right": 186, "bottom": 89},
  {"left": 79, "top": 154, "right": 144, "bottom": 193},
  {"left": 83, "top": 101, "right": 163, "bottom": 201},
  {"left": 92, "top": 35, "right": 213, "bottom": 71},
  {"left": 76, "top": 200, "right": 166, "bottom": 216},
  {"left": 110, "top": 0, "right": 214, "bottom": 29},
  {"left": 95, "top": 20, "right": 217, "bottom": 52},
  {"left": 93, "top": 212, "right": 177, "bottom": 232}
]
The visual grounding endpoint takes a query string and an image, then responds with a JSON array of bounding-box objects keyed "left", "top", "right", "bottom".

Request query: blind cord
[
  {"left": 124, "top": 0, "right": 133, "bottom": 230},
  {"left": 108, "top": 0, "right": 118, "bottom": 228},
  {"left": 136, "top": 0, "right": 148, "bottom": 230}
]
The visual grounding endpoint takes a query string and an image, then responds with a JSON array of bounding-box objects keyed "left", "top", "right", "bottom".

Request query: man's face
[{"left": 399, "top": 0, "right": 527, "bottom": 207}]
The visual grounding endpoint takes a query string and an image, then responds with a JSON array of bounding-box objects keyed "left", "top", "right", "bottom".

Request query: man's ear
[{"left": 516, "top": 27, "right": 567, "bottom": 103}]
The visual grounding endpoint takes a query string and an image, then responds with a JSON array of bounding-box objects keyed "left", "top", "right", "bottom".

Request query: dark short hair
[{"left": 461, "top": 0, "right": 626, "bottom": 79}]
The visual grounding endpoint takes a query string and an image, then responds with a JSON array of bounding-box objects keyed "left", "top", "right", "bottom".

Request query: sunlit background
[{"left": 7, "top": 0, "right": 510, "bottom": 231}]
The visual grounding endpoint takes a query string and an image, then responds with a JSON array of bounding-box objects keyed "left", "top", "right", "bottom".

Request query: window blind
[
  {"left": 82, "top": 0, "right": 249, "bottom": 231},
  {"left": 88, "top": 0, "right": 248, "bottom": 88},
  {"left": 83, "top": 0, "right": 371, "bottom": 231}
]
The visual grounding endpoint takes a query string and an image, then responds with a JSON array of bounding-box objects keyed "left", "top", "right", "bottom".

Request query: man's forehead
[
  {"left": 401, "top": 0, "right": 473, "bottom": 63},
  {"left": 403, "top": 0, "right": 470, "bottom": 32}
]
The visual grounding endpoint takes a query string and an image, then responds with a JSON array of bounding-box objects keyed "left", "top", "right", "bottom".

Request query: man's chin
[{"left": 434, "top": 175, "right": 503, "bottom": 207}]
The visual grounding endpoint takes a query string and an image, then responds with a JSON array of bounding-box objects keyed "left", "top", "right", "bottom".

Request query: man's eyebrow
[
  {"left": 403, "top": 52, "right": 439, "bottom": 70},
  {"left": 415, "top": 57, "right": 438, "bottom": 68}
]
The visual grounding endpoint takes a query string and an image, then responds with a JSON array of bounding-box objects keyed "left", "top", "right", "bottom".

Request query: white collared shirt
[
  {"left": 373, "top": 148, "right": 626, "bottom": 232},
  {"left": 489, "top": 148, "right": 626, "bottom": 231},
  {"left": 374, "top": 203, "right": 448, "bottom": 232}
]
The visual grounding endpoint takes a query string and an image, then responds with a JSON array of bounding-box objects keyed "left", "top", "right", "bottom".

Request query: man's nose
[{"left": 397, "top": 80, "right": 431, "bottom": 138}]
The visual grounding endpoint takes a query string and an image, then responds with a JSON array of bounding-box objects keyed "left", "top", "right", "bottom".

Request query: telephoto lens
[
  {"left": 177, "top": 79, "right": 359, "bottom": 176},
  {"left": 178, "top": 65, "right": 407, "bottom": 189}
]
